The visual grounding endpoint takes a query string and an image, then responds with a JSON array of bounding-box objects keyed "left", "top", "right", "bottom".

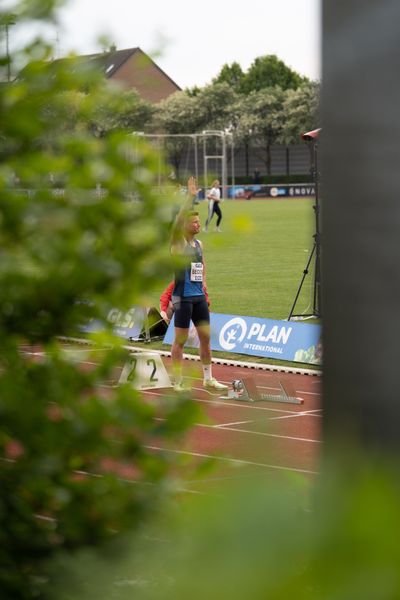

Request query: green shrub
[{"left": 0, "top": 2, "right": 201, "bottom": 598}]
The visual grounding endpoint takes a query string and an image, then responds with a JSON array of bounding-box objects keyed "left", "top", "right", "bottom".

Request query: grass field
[{"left": 151, "top": 197, "right": 316, "bottom": 321}]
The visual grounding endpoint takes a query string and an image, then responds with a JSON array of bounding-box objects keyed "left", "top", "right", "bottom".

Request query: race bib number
[{"left": 190, "top": 262, "right": 203, "bottom": 282}]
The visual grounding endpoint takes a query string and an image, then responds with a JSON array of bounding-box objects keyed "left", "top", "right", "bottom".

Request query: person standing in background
[{"left": 203, "top": 179, "right": 223, "bottom": 232}]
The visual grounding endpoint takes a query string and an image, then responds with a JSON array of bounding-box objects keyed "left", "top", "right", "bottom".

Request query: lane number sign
[{"left": 118, "top": 352, "right": 172, "bottom": 390}]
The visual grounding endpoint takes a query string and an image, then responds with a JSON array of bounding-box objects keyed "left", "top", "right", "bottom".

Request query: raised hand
[{"left": 187, "top": 176, "right": 199, "bottom": 197}]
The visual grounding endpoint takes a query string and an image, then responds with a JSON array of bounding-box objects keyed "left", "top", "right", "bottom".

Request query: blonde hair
[{"left": 211, "top": 179, "right": 220, "bottom": 187}]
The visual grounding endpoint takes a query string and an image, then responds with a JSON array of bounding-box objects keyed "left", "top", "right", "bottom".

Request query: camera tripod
[{"left": 288, "top": 134, "right": 322, "bottom": 321}]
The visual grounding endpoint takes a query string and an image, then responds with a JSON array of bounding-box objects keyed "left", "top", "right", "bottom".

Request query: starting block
[
  {"left": 224, "top": 376, "right": 303, "bottom": 405},
  {"left": 118, "top": 352, "right": 172, "bottom": 390}
]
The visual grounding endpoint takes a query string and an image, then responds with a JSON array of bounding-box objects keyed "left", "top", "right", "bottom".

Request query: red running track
[
  {"left": 143, "top": 357, "right": 322, "bottom": 491},
  {"left": 21, "top": 344, "right": 322, "bottom": 491}
]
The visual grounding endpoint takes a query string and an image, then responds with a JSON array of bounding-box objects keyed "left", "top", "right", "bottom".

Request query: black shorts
[{"left": 172, "top": 295, "right": 210, "bottom": 329}]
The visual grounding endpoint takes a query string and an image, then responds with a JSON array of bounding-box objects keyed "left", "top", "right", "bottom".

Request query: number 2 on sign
[
  {"left": 146, "top": 358, "right": 158, "bottom": 382},
  {"left": 127, "top": 356, "right": 137, "bottom": 381},
  {"left": 126, "top": 357, "right": 158, "bottom": 383}
]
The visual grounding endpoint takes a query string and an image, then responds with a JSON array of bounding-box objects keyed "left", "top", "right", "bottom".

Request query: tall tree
[
  {"left": 153, "top": 85, "right": 238, "bottom": 178},
  {"left": 0, "top": 12, "right": 16, "bottom": 82},
  {"left": 152, "top": 91, "right": 200, "bottom": 178},
  {"left": 247, "top": 87, "right": 285, "bottom": 175},
  {"left": 195, "top": 82, "right": 238, "bottom": 131},
  {"left": 229, "top": 94, "right": 260, "bottom": 177},
  {"left": 89, "top": 89, "right": 155, "bottom": 137},
  {"left": 154, "top": 90, "right": 199, "bottom": 134},
  {"left": 38, "top": 88, "right": 155, "bottom": 145},
  {"left": 212, "top": 61, "right": 245, "bottom": 92},
  {"left": 279, "top": 81, "right": 320, "bottom": 146},
  {"left": 242, "top": 54, "right": 306, "bottom": 94}
]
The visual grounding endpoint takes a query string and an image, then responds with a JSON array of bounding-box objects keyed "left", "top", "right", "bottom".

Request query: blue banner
[{"left": 163, "top": 313, "right": 322, "bottom": 365}]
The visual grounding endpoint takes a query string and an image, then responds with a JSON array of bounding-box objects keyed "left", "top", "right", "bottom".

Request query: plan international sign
[{"left": 164, "top": 313, "right": 322, "bottom": 365}]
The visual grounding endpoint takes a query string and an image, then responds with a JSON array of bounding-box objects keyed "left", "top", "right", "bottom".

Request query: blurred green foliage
[
  {"left": 45, "top": 465, "right": 400, "bottom": 599},
  {"left": 0, "top": 2, "right": 202, "bottom": 598}
]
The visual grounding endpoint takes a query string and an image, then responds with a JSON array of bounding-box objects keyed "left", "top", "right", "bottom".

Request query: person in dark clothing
[{"left": 203, "top": 179, "right": 223, "bottom": 232}]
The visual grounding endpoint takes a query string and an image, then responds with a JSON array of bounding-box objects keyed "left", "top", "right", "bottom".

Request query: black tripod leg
[
  {"left": 313, "top": 245, "right": 322, "bottom": 317},
  {"left": 288, "top": 243, "right": 316, "bottom": 320}
]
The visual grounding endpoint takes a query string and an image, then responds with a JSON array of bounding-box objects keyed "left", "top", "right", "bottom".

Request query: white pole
[{"left": 221, "top": 133, "right": 227, "bottom": 199}]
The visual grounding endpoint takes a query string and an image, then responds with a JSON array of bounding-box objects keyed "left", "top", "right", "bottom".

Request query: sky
[{"left": 9, "top": 0, "right": 321, "bottom": 89}]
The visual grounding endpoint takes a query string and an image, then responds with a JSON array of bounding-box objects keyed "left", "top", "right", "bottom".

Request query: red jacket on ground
[{"left": 160, "top": 281, "right": 210, "bottom": 313}]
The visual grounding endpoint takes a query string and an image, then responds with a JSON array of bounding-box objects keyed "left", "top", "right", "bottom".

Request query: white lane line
[
  {"left": 269, "top": 410, "right": 323, "bottom": 421},
  {"left": 116, "top": 342, "right": 321, "bottom": 377},
  {"left": 145, "top": 445, "right": 318, "bottom": 475},
  {"left": 77, "top": 359, "right": 322, "bottom": 399},
  {"left": 74, "top": 361, "right": 100, "bottom": 366},
  {"left": 107, "top": 376, "right": 321, "bottom": 399},
  {"left": 214, "top": 420, "right": 253, "bottom": 428},
  {"left": 152, "top": 416, "right": 319, "bottom": 443},
  {"left": 255, "top": 384, "right": 321, "bottom": 398},
  {"left": 25, "top": 348, "right": 322, "bottom": 399},
  {"left": 298, "top": 390, "right": 321, "bottom": 397},
  {"left": 198, "top": 423, "right": 321, "bottom": 444},
  {"left": 98, "top": 393, "right": 321, "bottom": 442},
  {"left": 73, "top": 468, "right": 205, "bottom": 495},
  {"left": 36, "top": 374, "right": 317, "bottom": 418},
  {"left": 22, "top": 350, "right": 107, "bottom": 368},
  {"left": 187, "top": 375, "right": 322, "bottom": 399},
  {"left": 143, "top": 388, "right": 306, "bottom": 415},
  {"left": 49, "top": 382, "right": 317, "bottom": 420}
]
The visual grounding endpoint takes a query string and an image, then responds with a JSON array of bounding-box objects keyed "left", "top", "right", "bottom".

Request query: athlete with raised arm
[{"left": 170, "top": 176, "right": 228, "bottom": 393}]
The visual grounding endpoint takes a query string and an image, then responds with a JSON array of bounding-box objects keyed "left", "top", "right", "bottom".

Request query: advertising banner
[
  {"left": 163, "top": 313, "right": 322, "bottom": 365},
  {"left": 227, "top": 184, "right": 316, "bottom": 199},
  {"left": 82, "top": 305, "right": 146, "bottom": 340}
]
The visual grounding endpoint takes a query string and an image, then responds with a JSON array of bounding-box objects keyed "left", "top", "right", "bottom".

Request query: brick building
[{"left": 55, "top": 46, "right": 181, "bottom": 103}]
